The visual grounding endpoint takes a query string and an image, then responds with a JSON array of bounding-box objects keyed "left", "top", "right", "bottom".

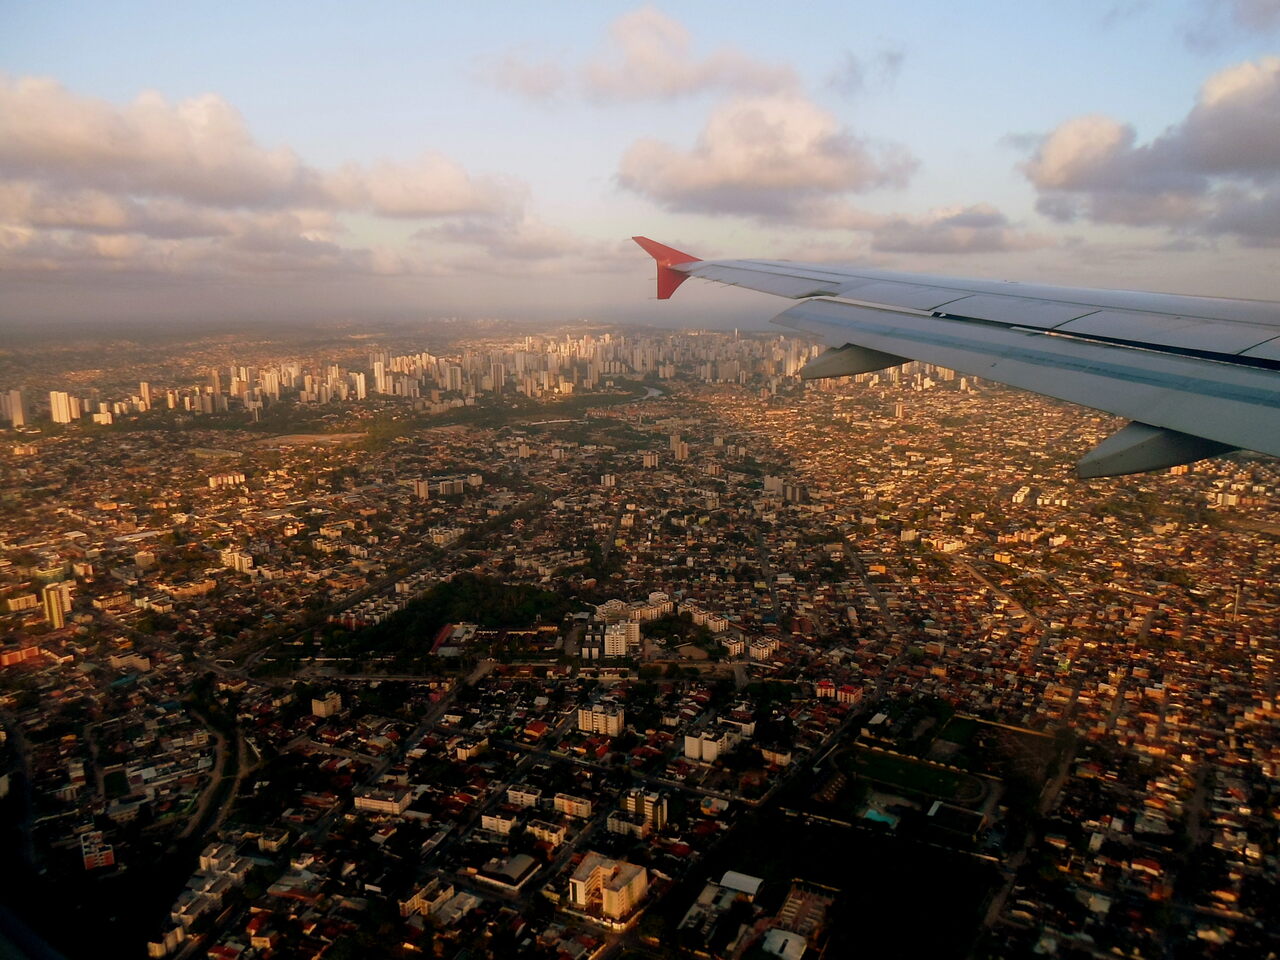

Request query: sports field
[{"left": 841, "top": 746, "right": 988, "bottom": 805}]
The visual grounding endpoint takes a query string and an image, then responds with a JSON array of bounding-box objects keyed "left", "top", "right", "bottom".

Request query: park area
[{"left": 839, "top": 745, "right": 989, "bottom": 807}]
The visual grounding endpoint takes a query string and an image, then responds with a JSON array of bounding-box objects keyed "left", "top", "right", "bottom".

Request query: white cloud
[
  {"left": 583, "top": 6, "right": 796, "bottom": 101},
  {"left": 1023, "top": 57, "right": 1280, "bottom": 244},
  {"left": 0, "top": 73, "right": 523, "bottom": 222},
  {"left": 324, "top": 155, "right": 520, "bottom": 219},
  {"left": 0, "top": 75, "right": 311, "bottom": 208},
  {"left": 0, "top": 73, "right": 559, "bottom": 281},
  {"left": 486, "top": 53, "right": 567, "bottom": 101},
  {"left": 488, "top": 6, "right": 795, "bottom": 103},
  {"left": 617, "top": 94, "right": 1042, "bottom": 256},
  {"left": 618, "top": 93, "right": 916, "bottom": 217}
]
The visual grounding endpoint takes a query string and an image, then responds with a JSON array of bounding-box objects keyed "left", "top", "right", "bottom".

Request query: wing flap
[
  {"left": 1055, "top": 310, "right": 1280, "bottom": 354},
  {"left": 935, "top": 294, "right": 1100, "bottom": 328},
  {"left": 1241, "top": 337, "right": 1280, "bottom": 362}
]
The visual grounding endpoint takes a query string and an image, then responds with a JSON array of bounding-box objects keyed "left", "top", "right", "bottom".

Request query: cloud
[
  {"left": 793, "top": 201, "right": 1051, "bottom": 253},
  {"left": 1186, "top": 0, "right": 1280, "bottom": 45},
  {"left": 0, "top": 73, "right": 520, "bottom": 219},
  {"left": 0, "top": 73, "right": 576, "bottom": 283},
  {"left": 617, "top": 93, "right": 1041, "bottom": 256},
  {"left": 1022, "top": 57, "right": 1280, "bottom": 244},
  {"left": 869, "top": 204, "right": 1053, "bottom": 254},
  {"left": 1205, "top": 184, "right": 1280, "bottom": 245},
  {"left": 0, "top": 75, "right": 311, "bottom": 208},
  {"left": 1227, "top": 0, "right": 1280, "bottom": 28},
  {"left": 825, "top": 47, "right": 905, "bottom": 98},
  {"left": 488, "top": 6, "right": 795, "bottom": 103},
  {"left": 422, "top": 215, "right": 584, "bottom": 261},
  {"left": 0, "top": 181, "right": 224, "bottom": 238},
  {"left": 417, "top": 215, "right": 639, "bottom": 277},
  {"left": 618, "top": 93, "right": 916, "bottom": 217},
  {"left": 324, "top": 156, "right": 521, "bottom": 219},
  {"left": 485, "top": 51, "right": 568, "bottom": 101},
  {"left": 584, "top": 6, "right": 796, "bottom": 101},
  {"left": 1100, "top": 1, "right": 1150, "bottom": 27}
]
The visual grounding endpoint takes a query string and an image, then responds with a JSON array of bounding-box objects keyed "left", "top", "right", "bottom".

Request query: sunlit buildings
[
  {"left": 41, "top": 581, "right": 72, "bottom": 629},
  {"left": 568, "top": 852, "right": 648, "bottom": 922},
  {"left": 49, "top": 390, "right": 79, "bottom": 424},
  {"left": 577, "top": 702, "right": 625, "bottom": 736},
  {"left": 4, "top": 389, "right": 26, "bottom": 427}
]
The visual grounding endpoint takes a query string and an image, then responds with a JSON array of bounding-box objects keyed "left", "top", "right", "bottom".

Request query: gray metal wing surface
[{"left": 633, "top": 237, "right": 1280, "bottom": 477}]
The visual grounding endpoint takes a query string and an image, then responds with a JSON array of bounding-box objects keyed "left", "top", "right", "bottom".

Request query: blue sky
[{"left": 1, "top": 1, "right": 1278, "bottom": 326}]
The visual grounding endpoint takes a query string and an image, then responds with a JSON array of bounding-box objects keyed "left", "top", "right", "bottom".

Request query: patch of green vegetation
[
  {"left": 937, "top": 715, "right": 979, "bottom": 745},
  {"left": 641, "top": 611, "right": 713, "bottom": 646},
  {"left": 421, "top": 383, "right": 647, "bottom": 430},
  {"left": 335, "top": 573, "right": 585, "bottom": 657},
  {"left": 840, "top": 746, "right": 987, "bottom": 805}
]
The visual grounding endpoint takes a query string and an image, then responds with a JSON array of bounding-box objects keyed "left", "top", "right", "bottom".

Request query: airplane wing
[{"left": 633, "top": 236, "right": 1280, "bottom": 477}]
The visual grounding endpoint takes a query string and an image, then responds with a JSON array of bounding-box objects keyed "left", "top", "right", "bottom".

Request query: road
[
  {"left": 755, "top": 532, "right": 781, "bottom": 616},
  {"left": 178, "top": 721, "right": 226, "bottom": 840},
  {"left": 843, "top": 541, "right": 901, "bottom": 634}
]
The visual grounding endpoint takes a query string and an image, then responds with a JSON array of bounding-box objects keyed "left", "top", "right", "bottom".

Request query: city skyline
[
  {"left": 2, "top": 1, "right": 1280, "bottom": 328},
  {"left": 2, "top": 321, "right": 1276, "bottom": 957}
]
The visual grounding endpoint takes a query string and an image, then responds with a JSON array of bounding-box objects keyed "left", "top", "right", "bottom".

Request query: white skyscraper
[
  {"left": 49, "top": 391, "right": 78, "bottom": 424},
  {"left": 5, "top": 389, "right": 25, "bottom": 427},
  {"left": 42, "top": 581, "right": 73, "bottom": 629}
]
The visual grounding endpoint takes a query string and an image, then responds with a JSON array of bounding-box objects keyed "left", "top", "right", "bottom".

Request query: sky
[{"left": 1, "top": 0, "right": 1278, "bottom": 330}]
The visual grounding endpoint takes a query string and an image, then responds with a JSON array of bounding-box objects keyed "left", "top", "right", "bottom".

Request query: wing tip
[{"left": 633, "top": 237, "right": 701, "bottom": 299}]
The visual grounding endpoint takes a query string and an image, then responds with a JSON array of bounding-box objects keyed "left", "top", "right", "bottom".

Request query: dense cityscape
[{"left": 0, "top": 321, "right": 1275, "bottom": 959}]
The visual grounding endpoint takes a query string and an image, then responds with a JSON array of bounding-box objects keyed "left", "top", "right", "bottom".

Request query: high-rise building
[
  {"left": 80, "top": 831, "right": 115, "bottom": 870},
  {"left": 42, "top": 581, "right": 72, "bottom": 629},
  {"left": 260, "top": 370, "right": 281, "bottom": 399},
  {"left": 49, "top": 391, "right": 77, "bottom": 424},
  {"left": 604, "top": 621, "right": 639, "bottom": 657},
  {"left": 569, "top": 853, "right": 648, "bottom": 921},
  {"left": 6, "top": 389, "right": 25, "bottom": 427},
  {"left": 312, "top": 691, "right": 342, "bottom": 717},
  {"left": 577, "top": 703, "right": 625, "bottom": 736},
  {"left": 619, "top": 788, "right": 667, "bottom": 830},
  {"left": 139, "top": 381, "right": 152, "bottom": 411}
]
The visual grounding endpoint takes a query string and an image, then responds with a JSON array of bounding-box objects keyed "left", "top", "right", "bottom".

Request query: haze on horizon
[{"left": 1, "top": 0, "right": 1279, "bottom": 330}]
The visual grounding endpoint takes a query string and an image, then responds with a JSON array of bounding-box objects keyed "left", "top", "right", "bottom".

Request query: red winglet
[{"left": 632, "top": 236, "right": 701, "bottom": 299}]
